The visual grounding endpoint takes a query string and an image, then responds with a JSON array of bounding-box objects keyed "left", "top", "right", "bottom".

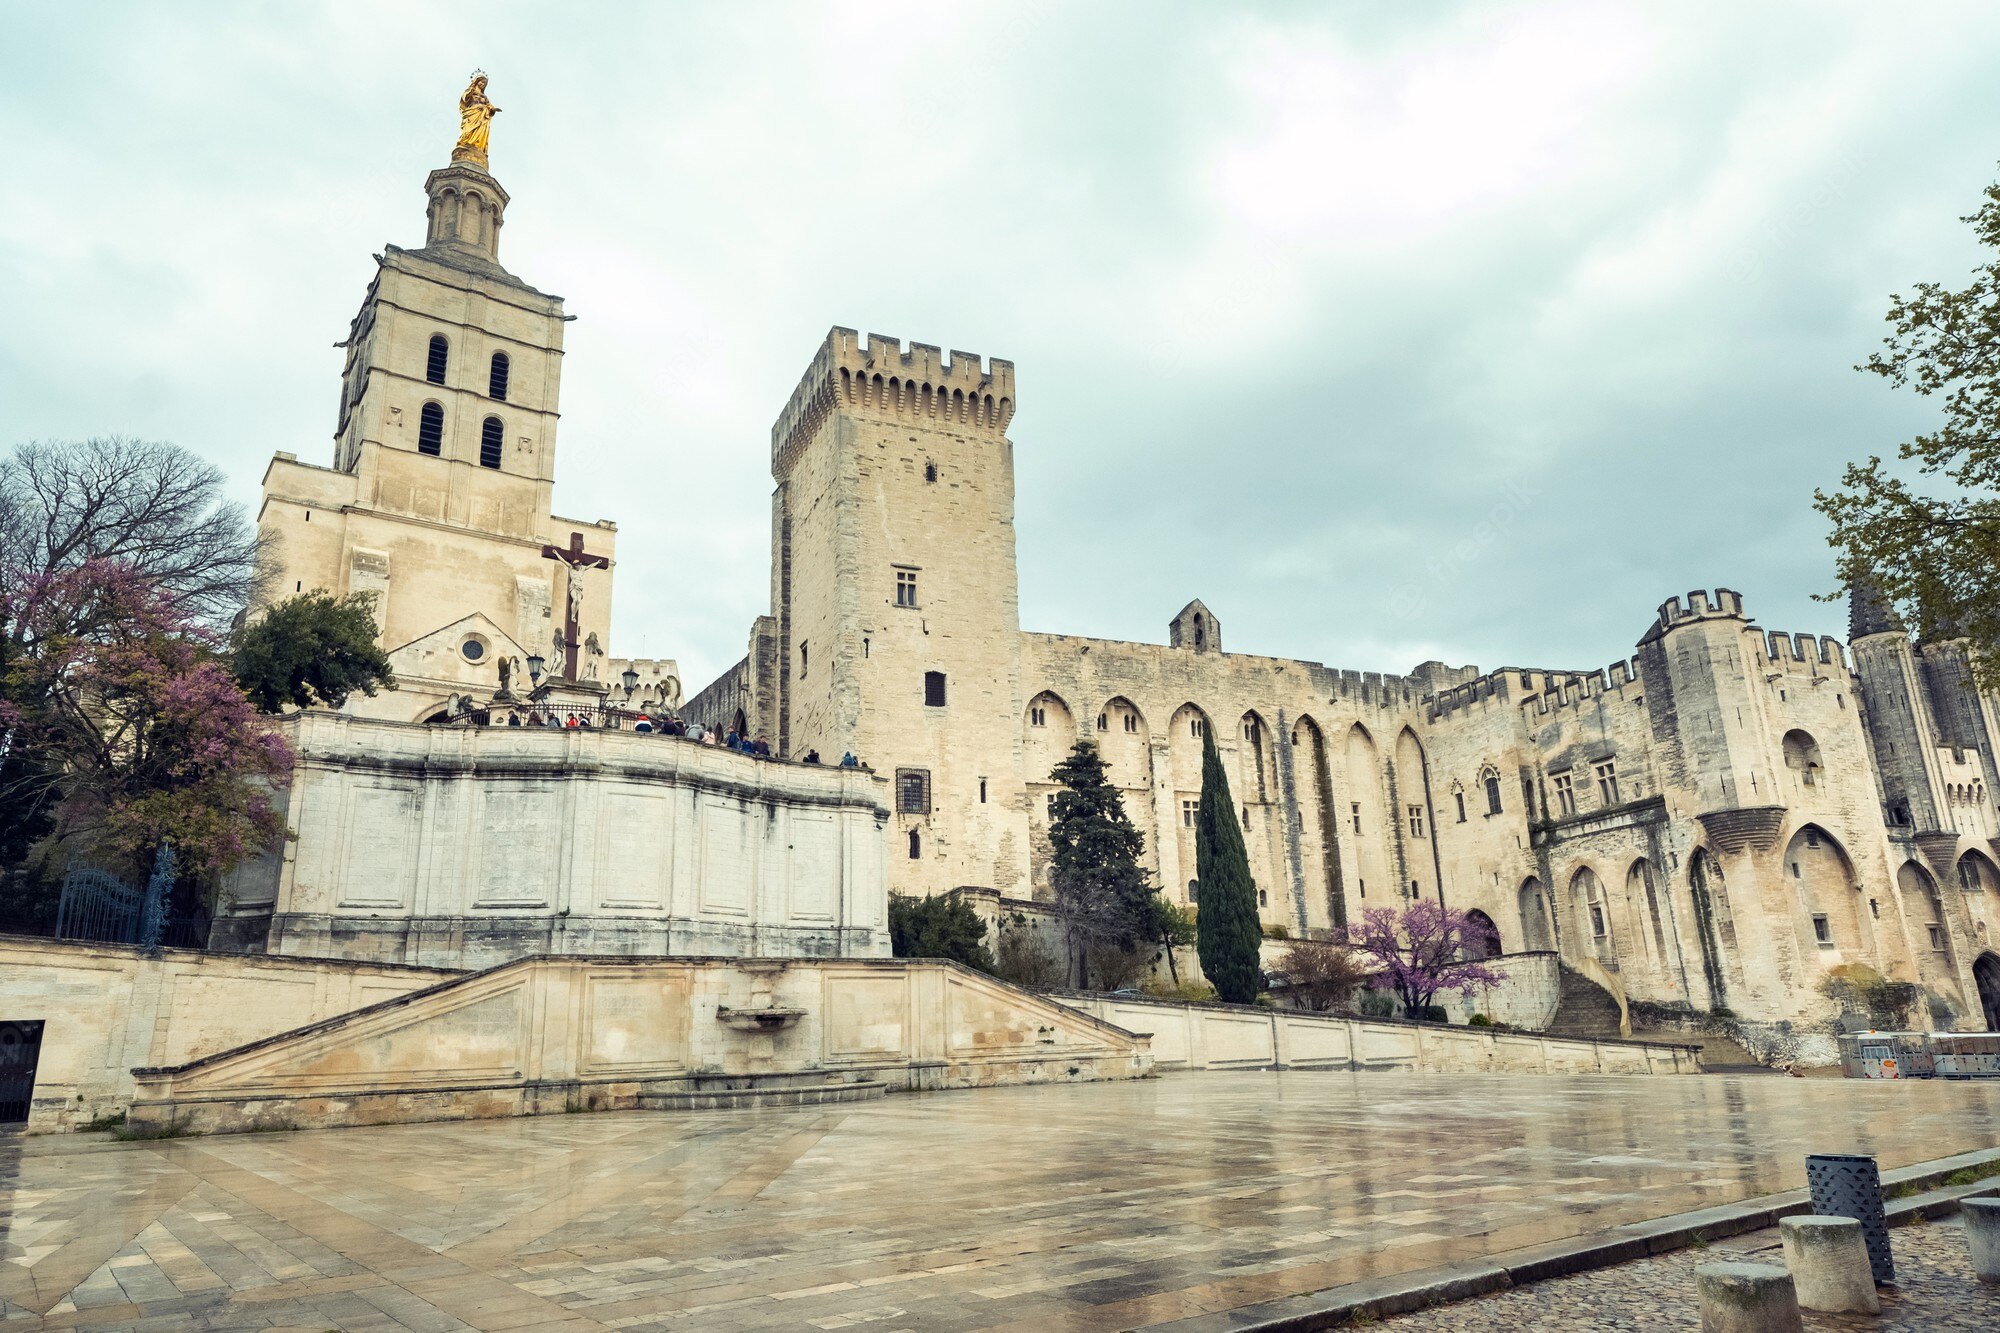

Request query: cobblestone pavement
[
  {"left": 2, "top": 1072, "right": 1999, "bottom": 1330},
  {"left": 1378, "top": 1211, "right": 2000, "bottom": 1330}
]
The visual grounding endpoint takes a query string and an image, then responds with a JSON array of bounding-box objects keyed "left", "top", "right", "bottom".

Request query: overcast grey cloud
[{"left": 4, "top": 2, "right": 1998, "bottom": 691}]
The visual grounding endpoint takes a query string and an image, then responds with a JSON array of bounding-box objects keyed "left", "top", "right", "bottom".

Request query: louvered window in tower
[
  {"left": 489, "top": 352, "right": 510, "bottom": 400},
  {"left": 427, "top": 334, "right": 449, "bottom": 385},
  {"left": 417, "top": 402, "right": 444, "bottom": 456},
  {"left": 480, "top": 416, "right": 504, "bottom": 469}
]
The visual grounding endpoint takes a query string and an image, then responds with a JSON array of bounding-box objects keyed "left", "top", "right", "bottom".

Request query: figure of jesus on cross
[{"left": 540, "top": 531, "right": 610, "bottom": 680}]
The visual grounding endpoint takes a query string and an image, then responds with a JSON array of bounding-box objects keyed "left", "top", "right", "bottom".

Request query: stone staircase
[
  {"left": 1541, "top": 965, "right": 1776, "bottom": 1072},
  {"left": 1630, "top": 1025, "right": 1768, "bottom": 1073},
  {"left": 1544, "top": 964, "right": 1626, "bottom": 1041}
]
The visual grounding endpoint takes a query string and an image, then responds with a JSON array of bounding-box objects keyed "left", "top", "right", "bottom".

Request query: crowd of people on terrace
[{"left": 442, "top": 698, "right": 860, "bottom": 767}]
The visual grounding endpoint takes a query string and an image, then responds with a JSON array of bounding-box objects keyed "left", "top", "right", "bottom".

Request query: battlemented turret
[{"left": 774, "top": 328, "right": 1016, "bottom": 480}]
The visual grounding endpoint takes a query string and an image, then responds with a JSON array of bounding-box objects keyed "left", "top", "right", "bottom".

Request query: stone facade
[
  {"left": 242, "top": 107, "right": 2000, "bottom": 1045},
  {"left": 689, "top": 329, "right": 2000, "bottom": 1044},
  {"left": 216, "top": 712, "right": 891, "bottom": 967}
]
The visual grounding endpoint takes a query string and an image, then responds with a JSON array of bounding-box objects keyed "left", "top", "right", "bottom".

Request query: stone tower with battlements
[{"left": 768, "top": 328, "right": 1030, "bottom": 896}]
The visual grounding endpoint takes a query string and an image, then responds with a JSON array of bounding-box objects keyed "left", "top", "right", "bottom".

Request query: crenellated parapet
[
  {"left": 1641, "top": 587, "right": 1747, "bottom": 643},
  {"left": 1327, "top": 667, "right": 1429, "bottom": 709},
  {"left": 1758, "top": 629, "right": 1850, "bottom": 674},
  {"left": 772, "top": 327, "right": 1017, "bottom": 477},
  {"left": 1428, "top": 669, "right": 1521, "bottom": 722},
  {"left": 1523, "top": 657, "right": 1647, "bottom": 719}
]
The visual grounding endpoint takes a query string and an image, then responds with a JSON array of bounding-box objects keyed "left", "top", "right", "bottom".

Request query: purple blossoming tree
[
  {"left": 1339, "top": 900, "right": 1506, "bottom": 1019},
  {"left": 2, "top": 559, "right": 292, "bottom": 880}
]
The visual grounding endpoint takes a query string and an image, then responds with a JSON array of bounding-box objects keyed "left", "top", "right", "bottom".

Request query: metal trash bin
[{"left": 1806, "top": 1153, "right": 1893, "bottom": 1285}]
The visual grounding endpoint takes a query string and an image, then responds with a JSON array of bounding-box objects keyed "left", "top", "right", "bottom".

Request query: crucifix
[{"left": 540, "top": 531, "right": 611, "bottom": 680}]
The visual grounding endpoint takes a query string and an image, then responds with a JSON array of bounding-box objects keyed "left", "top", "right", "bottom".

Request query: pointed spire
[{"left": 1848, "top": 575, "right": 1906, "bottom": 640}]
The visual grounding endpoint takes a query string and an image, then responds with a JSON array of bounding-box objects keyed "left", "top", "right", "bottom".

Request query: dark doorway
[
  {"left": 1976, "top": 952, "right": 2000, "bottom": 1032},
  {"left": 1463, "top": 909, "right": 1501, "bottom": 960},
  {"left": 0, "top": 1021, "right": 44, "bottom": 1126}
]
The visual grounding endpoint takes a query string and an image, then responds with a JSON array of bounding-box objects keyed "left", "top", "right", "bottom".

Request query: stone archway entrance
[
  {"left": 1976, "top": 952, "right": 2000, "bottom": 1032},
  {"left": 1464, "top": 909, "right": 1501, "bottom": 959}
]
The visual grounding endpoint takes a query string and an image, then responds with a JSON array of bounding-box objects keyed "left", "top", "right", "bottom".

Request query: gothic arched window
[
  {"left": 417, "top": 402, "right": 444, "bottom": 456},
  {"left": 489, "top": 351, "right": 510, "bottom": 401},
  {"left": 426, "top": 334, "right": 449, "bottom": 385},
  {"left": 480, "top": 416, "right": 504, "bottom": 469}
]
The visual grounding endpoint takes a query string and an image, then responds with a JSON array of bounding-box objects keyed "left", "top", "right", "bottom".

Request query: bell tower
[{"left": 254, "top": 76, "right": 617, "bottom": 718}]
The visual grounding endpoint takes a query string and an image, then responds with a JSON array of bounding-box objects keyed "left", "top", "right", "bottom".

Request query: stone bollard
[
  {"left": 1779, "top": 1215, "right": 1880, "bottom": 1313},
  {"left": 1695, "top": 1262, "right": 1804, "bottom": 1333},
  {"left": 1967, "top": 1197, "right": 2000, "bottom": 1283}
]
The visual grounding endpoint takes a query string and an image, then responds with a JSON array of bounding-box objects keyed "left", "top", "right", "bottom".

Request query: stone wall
[
  {"left": 126, "top": 956, "right": 1153, "bottom": 1135},
  {"left": 1433, "top": 951, "right": 1563, "bottom": 1028},
  {"left": 217, "top": 712, "right": 892, "bottom": 967},
  {"left": 1059, "top": 992, "right": 1700, "bottom": 1076},
  {"left": 0, "top": 936, "right": 458, "bottom": 1132}
]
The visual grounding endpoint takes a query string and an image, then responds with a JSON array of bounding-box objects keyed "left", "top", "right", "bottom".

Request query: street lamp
[
  {"left": 526, "top": 653, "right": 545, "bottom": 684},
  {"left": 621, "top": 666, "right": 640, "bottom": 699}
]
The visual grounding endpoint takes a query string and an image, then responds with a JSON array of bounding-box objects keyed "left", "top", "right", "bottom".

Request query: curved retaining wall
[{"left": 1055, "top": 992, "right": 1701, "bottom": 1075}]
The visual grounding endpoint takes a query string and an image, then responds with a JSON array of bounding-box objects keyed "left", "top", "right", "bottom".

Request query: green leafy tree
[
  {"left": 887, "top": 891, "right": 995, "bottom": 972},
  {"left": 1149, "top": 896, "right": 1198, "bottom": 986},
  {"left": 1194, "top": 725, "right": 1262, "bottom": 1003},
  {"left": 1046, "top": 740, "right": 1155, "bottom": 989},
  {"left": 1817, "top": 168, "right": 2000, "bottom": 683},
  {"left": 232, "top": 590, "right": 395, "bottom": 714}
]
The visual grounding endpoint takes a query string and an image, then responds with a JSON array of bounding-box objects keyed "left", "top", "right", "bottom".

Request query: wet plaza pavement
[{"left": 4, "top": 1071, "right": 2000, "bottom": 1330}]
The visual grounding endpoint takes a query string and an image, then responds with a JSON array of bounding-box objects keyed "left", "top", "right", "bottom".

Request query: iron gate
[
  {"left": 0, "top": 1020, "right": 44, "bottom": 1125},
  {"left": 52, "top": 847, "right": 208, "bottom": 950},
  {"left": 53, "top": 866, "right": 145, "bottom": 944}
]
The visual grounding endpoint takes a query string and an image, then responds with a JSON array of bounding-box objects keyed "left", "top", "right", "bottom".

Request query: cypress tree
[
  {"left": 1194, "top": 724, "right": 1263, "bottom": 1003},
  {"left": 1047, "top": 740, "right": 1154, "bottom": 988}
]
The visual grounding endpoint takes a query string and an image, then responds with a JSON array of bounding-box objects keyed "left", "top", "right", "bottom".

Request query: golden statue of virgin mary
[{"left": 452, "top": 72, "right": 500, "bottom": 166}]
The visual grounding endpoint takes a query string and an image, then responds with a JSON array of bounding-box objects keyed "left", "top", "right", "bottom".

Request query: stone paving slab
[
  {"left": 1373, "top": 1210, "right": 2000, "bottom": 1331},
  {"left": 2, "top": 1072, "right": 1999, "bottom": 1330}
]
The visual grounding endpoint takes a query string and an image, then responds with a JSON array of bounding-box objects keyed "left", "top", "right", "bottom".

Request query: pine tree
[
  {"left": 1046, "top": 740, "right": 1154, "bottom": 989},
  {"left": 1194, "top": 725, "right": 1262, "bottom": 1003}
]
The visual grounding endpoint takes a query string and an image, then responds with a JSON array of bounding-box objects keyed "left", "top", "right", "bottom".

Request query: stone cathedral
[{"left": 257, "top": 83, "right": 2000, "bottom": 1050}]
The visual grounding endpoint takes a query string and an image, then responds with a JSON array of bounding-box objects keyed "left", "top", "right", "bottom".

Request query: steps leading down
[{"left": 1544, "top": 964, "right": 1626, "bottom": 1042}]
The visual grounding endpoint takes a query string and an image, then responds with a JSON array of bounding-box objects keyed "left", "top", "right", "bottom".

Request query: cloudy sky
[{"left": 5, "top": 2, "right": 1999, "bottom": 691}]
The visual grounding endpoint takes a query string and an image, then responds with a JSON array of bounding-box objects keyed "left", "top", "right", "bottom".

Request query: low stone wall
[
  {"left": 1056, "top": 992, "right": 1701, "bottom": 1076},
  {"left": 0, "top": 936, "right": 459, "bottom": 1131},
  {"left": 217, "top": 711, "right": 893, "bottom": 968},
  {"left": 127, "top": 956, "right": 1154, "bottom": 1135}
]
